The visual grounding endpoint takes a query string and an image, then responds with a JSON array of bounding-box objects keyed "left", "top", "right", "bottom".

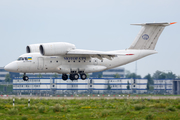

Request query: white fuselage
[
  {"left": 5, "top": 49, "right": 157, "bottom": 74},
  {"left": 4, "top": 22, "right": 175, "bottom": 80}
]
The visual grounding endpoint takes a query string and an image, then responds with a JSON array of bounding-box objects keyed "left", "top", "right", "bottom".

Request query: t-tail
[{"left": 129, "top": 22, "right": 176, "bottom": 50}]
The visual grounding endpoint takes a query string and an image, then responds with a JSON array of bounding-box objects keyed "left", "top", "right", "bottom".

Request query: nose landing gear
[{"left": 23, "top": 73, "right": 29, "bottom": 81}]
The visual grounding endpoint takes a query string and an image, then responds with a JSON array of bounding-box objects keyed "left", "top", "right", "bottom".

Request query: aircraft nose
[{"left": 4, "top": 62, "right": 18, "bottom": 72}]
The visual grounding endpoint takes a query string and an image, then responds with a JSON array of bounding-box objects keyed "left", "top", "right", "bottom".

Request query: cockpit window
[
  {"left": 17, "top": 57, "right": 31, "bottom": 61},
  {"left": 17, "top": 57, "right": 22, "bottom": 61}
]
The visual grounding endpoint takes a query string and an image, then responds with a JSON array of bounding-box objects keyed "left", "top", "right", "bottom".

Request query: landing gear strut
[{"left": 23, "top": 73, "right": 29, "bottom": 81}]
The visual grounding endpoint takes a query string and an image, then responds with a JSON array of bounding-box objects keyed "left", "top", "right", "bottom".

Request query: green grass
[{"left": 0, "top": 98, "right": 180, "bottom": 119}]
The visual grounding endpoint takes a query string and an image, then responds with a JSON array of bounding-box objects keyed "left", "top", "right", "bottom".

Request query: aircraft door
[{"left": 38, "top": 57, "right": 44, "bottom": 70}]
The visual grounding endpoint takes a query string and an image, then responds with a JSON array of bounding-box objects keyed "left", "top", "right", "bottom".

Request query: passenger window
[
  {"left": 56, "top": 61, "right": 58, "bottom": 63},
  {"left": 21, "top": 58, "right": 24, "bottom": 60},
  {"left": 50, "top": 61, "right": 52, "bottom": 63},
  {"left": 25, "top": 57, "right": 28, "bottom": 60}
]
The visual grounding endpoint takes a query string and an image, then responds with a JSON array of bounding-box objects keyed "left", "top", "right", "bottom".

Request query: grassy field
[{"left": 0, "top": 98, "right": 180, "bottom": 120}]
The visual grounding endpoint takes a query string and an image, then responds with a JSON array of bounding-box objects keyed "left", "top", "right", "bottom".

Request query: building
[
  {"left": 0, "top": 67, "right": 20, "bottom": 82},
  {"left": 0, "top": 67, "right": 125, "bottom": 82},
  {"left": 13, "top": 78, "right": 147, "bottom": 94},
  {"left": 153, "top": 79, "right": 173, "bottom": 94},
  {"left": 0, "top": 67, "right": 8, "bottom": 81},
  {"left": 172, "top": 79, "right": 180, "bottom": 95},
  {"left": 91, "top": 67, "right": 125, "bottom": 78}
]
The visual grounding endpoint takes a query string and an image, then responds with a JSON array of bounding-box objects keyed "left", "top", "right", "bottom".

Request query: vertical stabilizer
[{"left": 129, "top": 22, "right": 176, "bottom": 50}]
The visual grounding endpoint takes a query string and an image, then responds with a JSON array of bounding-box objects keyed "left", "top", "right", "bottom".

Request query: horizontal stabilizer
[{"left": 131, "top": 22, "right": 176, "bottom": 26}]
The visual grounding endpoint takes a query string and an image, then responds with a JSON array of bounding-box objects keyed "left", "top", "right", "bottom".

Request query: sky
[{"left": 0, "top": 0, "right": 179, "bottom": 77}]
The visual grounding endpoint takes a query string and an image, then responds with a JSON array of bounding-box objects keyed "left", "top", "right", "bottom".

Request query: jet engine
[
  {"left": 26, "top": 44, "right": 41, "bottom": 53},
  {"left": 39, "top": 42, "right": 76, "bottom": 56}
]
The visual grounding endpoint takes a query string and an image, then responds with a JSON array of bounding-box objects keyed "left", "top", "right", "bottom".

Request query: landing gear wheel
[
  {"left": 23, "top": 76, "right": 29, "bottom": 81},
  {"left": 81, "top": 73, "right": 87, "bottom": 80},
  {"left": 70, "top": 74, "right": 75, "bottom": 80},
  {"left": 62, "top": 74, "right": 68, "bottom": 81},
  {"left": 74, "top": 73, "right": 79, "bottom": 80}
]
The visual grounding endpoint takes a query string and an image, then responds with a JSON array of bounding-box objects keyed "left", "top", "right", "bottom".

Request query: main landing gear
[
  {"left": 23, "top": 73, "right": 29, "bottom": 81},
  {"left": 62, "top": 73, "right": 87, "bottom": 81}
]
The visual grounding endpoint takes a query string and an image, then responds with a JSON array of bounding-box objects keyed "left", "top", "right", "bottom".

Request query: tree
[
  {"left": 114, "top": 73, "right": 120, "bottom": 78},
  {"left": 107, "top": 81, "right": 111, "bottom": 93},
  {"left": 86, "top": 74, "right": 90, "bottom": 78},
  {"left": 53, "top": 73, "right": 58, "bottom": 78},
  {"left": 153, "top": 70, "right": 176, "bottom": 79},
  {"left": 147, "top": 82, "right": 149, "bottom": 90},
  {"left": 5, "top": 74, "right": 11, "bottom": 82},
  {"left": 149, "top": 86, "right": 154, "bottom": 91},
  {"left": 165, "top": 72, "right": 176, "bottom": 79},
  {"left": 98, "top": 74, "right": 102, "bottom": 78},
  {"left": 127, "top": 81, "right": 130, "bottom": 90},
  {"left": 126, "top": 73, "right": 141, "bottom": 79},
  {"left": 144, "top": 73, "right": 153, "bottom": 85},
  {"left": 37, "top": 74, "right": 43, "bottom": 78}
]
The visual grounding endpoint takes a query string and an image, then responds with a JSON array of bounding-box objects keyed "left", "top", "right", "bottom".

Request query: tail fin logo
[{"left": 142, "top": 34, "right": 149, "bottom": 40}]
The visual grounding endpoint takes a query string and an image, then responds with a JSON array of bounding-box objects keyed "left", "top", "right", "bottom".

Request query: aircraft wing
[{"left": 67, "top": 49, "right": 129, "bottom": 60}]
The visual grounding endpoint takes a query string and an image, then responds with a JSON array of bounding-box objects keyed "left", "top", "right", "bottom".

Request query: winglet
[{"left": 170, "top": 22, "right": 177, "bottom": 25}]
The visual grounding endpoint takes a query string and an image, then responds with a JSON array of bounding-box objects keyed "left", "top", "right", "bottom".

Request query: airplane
[{"left": 4, "top": 22, "right": 176, "bottom": 81}]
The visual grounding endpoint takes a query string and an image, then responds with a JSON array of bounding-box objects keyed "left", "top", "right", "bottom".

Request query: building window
[{"left": 90, "top": 85, "right": 92, "bottom": 87}]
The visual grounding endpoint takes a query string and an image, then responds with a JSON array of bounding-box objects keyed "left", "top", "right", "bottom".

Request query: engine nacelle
[
  {"left": 26, "top": 44, "right": 41, "bottom": 53},
  {"left": 39, "top": 42, "right": 76, "bottom": 56}
]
